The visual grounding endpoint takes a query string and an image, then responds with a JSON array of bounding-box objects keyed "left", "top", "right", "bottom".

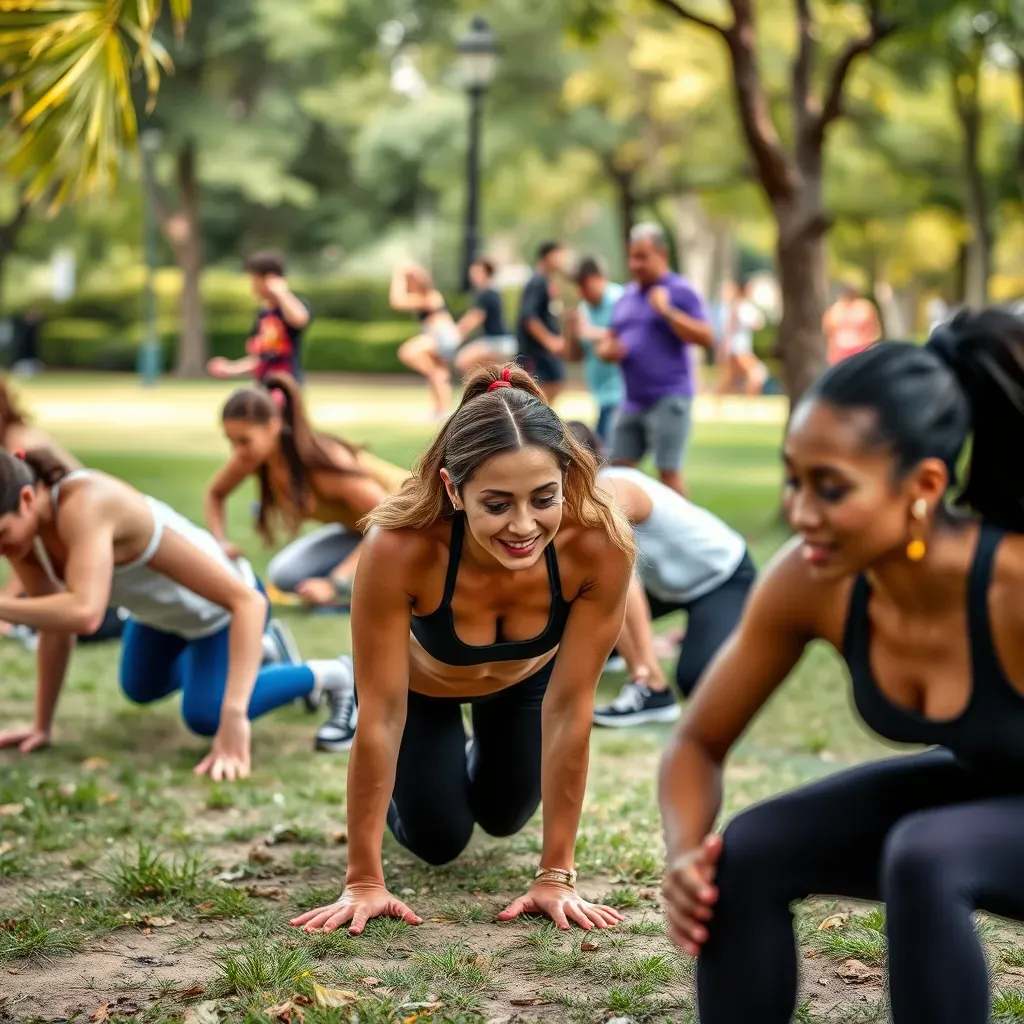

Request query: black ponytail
[
  {"left": 926, "top": 309, "right": 1024, "bottom": 531},
  {"left": 806, "top": 307, "right": 1024, "bottom": 532}
]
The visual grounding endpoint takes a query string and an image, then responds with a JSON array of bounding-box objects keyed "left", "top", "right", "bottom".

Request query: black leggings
[
  {"left": 386, "top": 660, "right": 551, "bottom": 865},
  {"left": 699, "top": 748, "right": 1024, "bottom": 1023},
  {"left": 647, "top": 551, "right": 755, "bottom": 697}
]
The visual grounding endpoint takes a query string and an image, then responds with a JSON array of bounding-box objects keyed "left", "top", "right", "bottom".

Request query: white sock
[{"left": 307, "top": 657, "right": 353, "bottom": 700}]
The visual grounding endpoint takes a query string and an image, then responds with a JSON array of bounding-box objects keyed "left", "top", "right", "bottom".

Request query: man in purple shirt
[{"left": 598, "top": 223, "right": 713, "bottom": 495}]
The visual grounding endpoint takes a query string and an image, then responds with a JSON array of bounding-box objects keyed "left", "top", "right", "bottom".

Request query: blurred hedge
[{"left": 40, "top": 317, "right": 418, "bottom": 374}]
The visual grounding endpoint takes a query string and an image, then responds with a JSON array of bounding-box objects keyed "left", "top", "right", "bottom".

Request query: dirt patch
[{"left": 0, "top": 924, "right": 226, "bottom": 1022}]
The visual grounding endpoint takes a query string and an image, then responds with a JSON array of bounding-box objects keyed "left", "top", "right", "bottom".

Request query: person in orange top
[{"left": 823, "top": 282, "right": 882, "bottom": 366}]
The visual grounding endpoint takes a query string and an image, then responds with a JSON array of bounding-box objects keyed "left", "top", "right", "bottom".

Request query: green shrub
[{"left": 38, "top": 317, "right": 418, "bottom": 374}]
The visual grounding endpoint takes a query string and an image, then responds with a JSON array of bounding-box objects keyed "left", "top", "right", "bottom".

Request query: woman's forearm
[
  {"left": 220, "top": 590, "right": 268, "bottom": 718},
  {"left": 0, "top": 593, "right": 100, "bottom": 635},
  {"left": 204, "top": 492, "right": 229, "bottom": 544},
  {"left": 617, "top": 575, "right": 664, "bottom": 684},
  {"left": 345, "top": 722, "right": 405, "bottom": 884},
  {"left": 539, "top": 707, "right": 591, "bottom": 869},
  {"left": 659, "top": 732, "right": 724, "bottom": 858},
  {"left": 34, "top": 630, "right": 74, "bottom": 733}
]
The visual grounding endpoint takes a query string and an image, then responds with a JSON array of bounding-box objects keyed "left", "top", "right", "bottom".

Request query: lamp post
[
  {"left": 457, "top": 15, "right": 499, "bottom": 292},
  {"left": 138, "top": 128, "right": 162, "bottom": 386}
]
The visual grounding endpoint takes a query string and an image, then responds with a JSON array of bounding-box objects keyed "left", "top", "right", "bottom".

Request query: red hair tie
[
  {"left": 270, "top": 389, "right": 286, "bottom": 409},
  {"left": 13, "top": 449, "right": 25, "bottom": 460},
  {"left": 487, "top": 367, "right": 513, "bottom": 393}
]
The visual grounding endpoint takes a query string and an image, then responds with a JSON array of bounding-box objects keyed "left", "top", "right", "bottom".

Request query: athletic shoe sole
[
  {"left": 592, "top": 704, "right": 682, "bottom": 727},
  {"left": 315, "top": 734, "right": 355, "bottom": 752}
]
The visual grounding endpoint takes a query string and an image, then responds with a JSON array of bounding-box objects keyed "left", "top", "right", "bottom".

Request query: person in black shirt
[
  {"left": 517, "top": 241, "right": 567, "bottom": 404},
  {"left": 453, "top": 258, "right": 517, "bottom": 376},
  {"left": 208, "top": 251, "right": 312, "bottom": 384}
]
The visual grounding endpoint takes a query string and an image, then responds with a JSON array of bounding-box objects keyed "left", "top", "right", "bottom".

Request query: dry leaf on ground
[
  {"left": 183, "top": 1000, "right": 222, "bottom": 1023},
  {"left": 359, "top": 977, "right": 380, "bottom": 986},
  {"left": 331, "top": 828, "right": 348, "bottom": 844},
  {"left": 142, "top": 916, "right": 175, "bottom": 928},
  {"left": 247, "top": 885, "right": 288, "bottom": 900},
  {"left": 179, "top": 985, "right": 206, "bottom": 999},
  {"left": 837, "top": 959, "right": 876, "bottom": 983},
  {"left": 581, "top": 941, "right": 600, "bottom": 951},
  {"left": 81, "top": 757, "right": 111, "bottom": 771},
  {"left": 510, "top": 997, "right": 551, "bottom": 1006},
  {"left": 248, "top": 844, "right": 275, "bottom": 865},
  {"left": 0, "top": 843, "right": 13, "bottom": 856},
  {"left": 313, "top": 983, "right": 360, "bottom": 1008},
  {"left": 818, "top": 913, "right": 850, "bottom": 931},
  {"left": 266, "top": 999, "right": 306, "bottom": 1023},
  {"left": 0, "top": 804, "right": 24, "bottom": 817},
  {"left": 89, "top": 1005, "right": 110, "bottom": 1023}
]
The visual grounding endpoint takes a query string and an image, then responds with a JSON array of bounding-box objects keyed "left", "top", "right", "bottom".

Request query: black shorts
[{"left": 519, "top": 351, "right": 566, "bottom": 384}]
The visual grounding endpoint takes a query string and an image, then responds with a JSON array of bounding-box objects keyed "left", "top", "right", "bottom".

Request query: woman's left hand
[
  {"left": 498, "top": 881, "right": 624, "bottom": 931},
  {"left": 195, "top": 712, "right": 252, "bottom": 782},
  {"left": 296, "top": 577, "right": 338, "bottom": 606}
]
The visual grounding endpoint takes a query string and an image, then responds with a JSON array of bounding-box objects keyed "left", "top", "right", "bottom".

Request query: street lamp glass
[{"left": 457, "top": 15, "right": 498, "bottom": 90}]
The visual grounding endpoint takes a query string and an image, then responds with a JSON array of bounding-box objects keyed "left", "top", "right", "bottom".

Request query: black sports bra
[
  {"left": 410, "top": 513, "right": 573, "bottom": 667},
  {"left": 417, "top": 299, "right": 447, "bottom": 322},
  {"left": 844, "top": 523, "right": 1024, "bottom": 772}
]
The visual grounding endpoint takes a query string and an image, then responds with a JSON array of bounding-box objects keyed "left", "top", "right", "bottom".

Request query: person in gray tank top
[
  {"left": 568, "top": 422, "right": 756, "bottom": 727},
  {"left": 0, "top": 449, "right": 354, "bottom": 779}
]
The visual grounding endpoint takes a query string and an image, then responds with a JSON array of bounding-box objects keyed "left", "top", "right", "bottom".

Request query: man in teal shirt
[{"left": 573, "top": 257, "right": 625, "bottom": 443}]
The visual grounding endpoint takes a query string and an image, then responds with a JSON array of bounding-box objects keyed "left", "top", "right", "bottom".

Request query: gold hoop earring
[{"left": 906, "top": 498, "right": 928, "bottom": 562}]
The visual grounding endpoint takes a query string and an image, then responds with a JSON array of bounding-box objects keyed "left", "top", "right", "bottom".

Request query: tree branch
[
  {"left": 807, "top": 2, "right": 898, "bottom": 149},
  {"left": 650, "top": 0, "right": 731, "bottom": 38},
  {"left": 792, "top": 0, "right": 814, "bottom": 126}
]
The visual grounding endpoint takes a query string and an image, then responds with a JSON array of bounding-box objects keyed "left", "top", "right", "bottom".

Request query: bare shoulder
[
  {"left": 360, "top": 520, "right": 451, "bottom": 587},
  {"left": 990, "top": 532, "right": 1024, "bottom": 624},
  {"left": 558, "top": 521, "right": 632, "bottom": 592},
  {"left": 746, "top": 536, "right": 850, "bottom": 643}
]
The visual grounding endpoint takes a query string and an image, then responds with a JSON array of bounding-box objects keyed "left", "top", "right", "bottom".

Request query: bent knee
[
  {"left": 882, "top": 813, "right": 952, "bottom": 890},
  {"left": 404, "top": 828, "right": 472, "bottom": 866},
  {"left": 181, "top": 701, "right": 221, "bottom": 738},
  {"left": 718, "top": 803, "right": 796, "bottom": 883},
  {"left": 266, "top": 555, "right": 302, "bottom": 593}
]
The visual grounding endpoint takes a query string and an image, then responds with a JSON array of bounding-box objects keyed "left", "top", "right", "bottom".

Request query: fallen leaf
[
  {"left": 331, "top": 828, "right": 348, "bottom": 845},
  {"left": 81, "top": 757, "right": 111, "bottom": 771},
  {"left": 293, "top": 995, "right": 313, "bottom": 1007},
  {"left": 89, "top": 1004, "right": 110, "bottom": 1022},
  {"left": 359, "top": 976, "right": 381, "bottom": 986},
  {"left": 637, "top": 887, "right": 658, "bottom": 899},
  {"left": 818, "top": 913, "right": 850, "bottom": 932},
  {"left": 179, "top": 985, "right": 206, "bottom": 999},
  {"left": 247, "top": 886, "right": 288, "bottom": 901},
  {"left": 511, "top": 997, "right": 551, "bottom": 1006},
  {"left": 473, "top": 955, "right": 489, "bottom": 968},
  {"left": 836, "top": 959, "right": 876, "bottom": 983},
  {"left": 217, "top": 866, "right": 247, "bottom": 882},
  {"left": 581, "top": 941, "right": 599, "bottom": 952},
  {"left": 0, "top": 804, "right": 24, "bottom": 817},
  {"left": 0, "top": 843, "right": 13, "bottom": 856},
  {"left": 248, "top": 844, "right": 275, "bottom": 865},
  {"left": 312, "top": 983, "right": 359, "bottom": 1008},
  {"left": 142, "top": 916, "right": 175, "bottom": 928},
  {"left": 99, "top": 793, "right": 119, "bottom": 805},
  {"left": 184, "top": 1002, "right": 222, "bottom": 1024},
  {"left": 196, "top": 902, "right": 215, "bottom": 913},
  {"left": 265, "top": 1000, "right": 304, "bottom": 1023},
  {"left": 400, "top": 887, "right": 416, "bottom": 896}
]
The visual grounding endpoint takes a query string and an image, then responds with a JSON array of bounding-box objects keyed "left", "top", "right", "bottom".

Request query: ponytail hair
[
  {"left": 806, "top": 307, "right": 1024, "bottom": 531},
  {"left": 0, "top": 377, "right": 28, "bottom": 442},
  {"left": 0, "top": 447, "right": 72, "bottom": 516},
  {"left": 220, "top": 373, "right": 362, "bottom": 542},
  {"left": 366, "top": 363, "right": 635, "bottom": 557}
]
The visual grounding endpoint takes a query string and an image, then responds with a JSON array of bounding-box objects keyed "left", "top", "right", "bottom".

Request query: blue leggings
[{"left": 119, "top": 620, "right": 315, "bottom": 736}]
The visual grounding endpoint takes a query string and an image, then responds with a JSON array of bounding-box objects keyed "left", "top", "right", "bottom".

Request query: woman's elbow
[
  {"left": 232, "top": 585, "right": 268, "bottom": 622},
  {"left": 75, "top": 604, "right": 107, "bottom": 637}
]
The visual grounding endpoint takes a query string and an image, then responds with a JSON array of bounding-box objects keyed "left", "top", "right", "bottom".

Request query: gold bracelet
[{"left": 534, "top": 867, "right": 577, "bottom": 888}]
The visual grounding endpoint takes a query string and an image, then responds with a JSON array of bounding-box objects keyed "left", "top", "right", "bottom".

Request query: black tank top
[
  {"left": 410, "top": 513, "right": 573, "bottom": 667},
  {"left": 843, "top": 523, "right": 1024, "bottom": 771}
]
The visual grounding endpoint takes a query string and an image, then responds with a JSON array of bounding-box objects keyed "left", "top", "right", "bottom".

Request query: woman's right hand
[
  {"left": 0, "top": 725, "right": 50, "bottom": 753},
  {"left": 288, "top": 882, "right": 422, "bottom": 936},
  {"left": 662, "top": 834, "right": 723, "bottom": 956}
]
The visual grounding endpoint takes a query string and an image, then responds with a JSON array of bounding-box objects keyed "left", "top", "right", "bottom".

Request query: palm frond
[{"left": 1, "top": 0, "right": 191, "bottom": 210}]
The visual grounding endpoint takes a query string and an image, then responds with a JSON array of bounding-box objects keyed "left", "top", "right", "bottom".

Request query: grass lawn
[{"left": 2, "top": 376, "right": 1024, "bottom": 1023}]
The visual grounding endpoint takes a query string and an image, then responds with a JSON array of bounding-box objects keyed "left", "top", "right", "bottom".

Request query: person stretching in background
[
  {"left": 390, "top": 263, "right": 461, "bottom": 421},
  {"left": 208, "top": 251, "right": 312, "bottom": 384},
  {"left": 453, "top": 258, "right": 518, "bottom": 376}
]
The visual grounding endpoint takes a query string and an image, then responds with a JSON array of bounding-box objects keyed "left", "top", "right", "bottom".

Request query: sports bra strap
[
  {"left": 545, "top": 538, "right": 562, "bottom": 597},
  {"left": 967, "top": 523, "right": 1005, "bottom": 672},
  {"left": 441, "top": 513, "right": 465, "bottom": 602}
]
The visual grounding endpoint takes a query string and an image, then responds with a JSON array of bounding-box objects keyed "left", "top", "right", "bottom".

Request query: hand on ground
[
  {"left": 194, "top": 714, "right": 251, "bottom": 782},
  {"left": 295, "top": 577, "right": 339, "bottom": 606},
  {"left": 662, "top": 834, "right": 723, "bottom": 955},
  {"left": 498, "top": 881, "right": 624, "bottom": 931},
  {"left": 289, "top": 883, "right": 422, "bottom": 936},
  {"left": 0, "top": 725, "right": 50, "bottom": 753}
]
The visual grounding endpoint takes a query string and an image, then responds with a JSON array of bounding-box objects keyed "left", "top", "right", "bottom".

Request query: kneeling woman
[
  {"left": 661, "top": 310, "right": 1024, "bottom": 1024},
  {"left": 207, "top": 374, "right": 408, "bottom": 606},
  {"left": 0, "top": 450, "right": 350, "bottom": 774},
  {"left": 291, "top": 365, "right": 634, "bottom": 936},
  {"left": 568, "top": 422, "right": 755, "bottom": 727}
]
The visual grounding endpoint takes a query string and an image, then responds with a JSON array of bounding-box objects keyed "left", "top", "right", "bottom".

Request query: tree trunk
[
  {"left": 612, "top": 167, "right": 638, "bottom": 264},
  {"left": 671, "top": 192, "right": 716, "bottom": 299},
  {"left": 1017, "top": 55, "right": 1024, "bottom": 202},
  {"left": 952, "top": 62, "right": 991, "bottom": 308},
  {"left": 166, "top": 139, "right": 206, "bottom": 378},
  {"left": 774, "top": 196, "right": 828, "bottom": 409}
]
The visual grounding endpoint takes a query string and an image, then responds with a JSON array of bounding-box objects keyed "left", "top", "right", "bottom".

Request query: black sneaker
[
  {"left": 315, "top": 658, "right": 358, "bottom": 752},
  {"left": 592, "top": 680, "right": 680, "bottom": 727}
]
